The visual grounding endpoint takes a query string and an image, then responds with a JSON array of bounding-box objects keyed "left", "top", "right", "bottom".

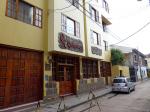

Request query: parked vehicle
[{"left": 112, "top": 76, "right": 135, "bottom": 93}]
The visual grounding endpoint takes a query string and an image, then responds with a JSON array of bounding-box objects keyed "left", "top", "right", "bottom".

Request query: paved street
[
  {"left": 66, "top": 80, "right": 150, "bottom": 112},
  {"left": 32, "top": 80, "right": 150, "bottom": 112}
]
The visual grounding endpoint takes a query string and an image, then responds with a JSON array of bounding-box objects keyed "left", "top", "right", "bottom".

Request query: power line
[
  {"left": 54, "top": 0, "right": 82, "bottom": 11},
  {"left": 67, "top": 0, "right": 103, "bottom": 28},
  {"left": 58, "top": 0, "right": 150, "bottom": 47},
  {"left": 111, "top": 22, "right": 150, "bottom": 45},
  {"left": 106, "top": 29, "right": 121, "bottom": 40},
  {"left": 53, "top": 0, "right": 92, "bottom": 13},
  {"left": 54, "top": 4, "right": 72, "bottom": 11}
]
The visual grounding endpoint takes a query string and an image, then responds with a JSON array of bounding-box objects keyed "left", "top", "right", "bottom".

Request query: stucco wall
[
  {"left": 0, "top": 0, "right": 48, "bottom": 51},
  {"left": 111, "top": 65, "right": 130, "bottom": 79}
]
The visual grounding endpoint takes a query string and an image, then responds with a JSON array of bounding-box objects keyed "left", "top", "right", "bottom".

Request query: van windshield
[{"left": 113, "top": 79, "right": 126, "bottom": 83}]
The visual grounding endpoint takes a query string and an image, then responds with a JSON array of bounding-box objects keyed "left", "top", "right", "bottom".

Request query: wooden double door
[
  {"left": 0, "top": 46, "right": 43, "bottom": 109},
  {"left": 58, "top": 65, "right": 75, "bottom": 96}
]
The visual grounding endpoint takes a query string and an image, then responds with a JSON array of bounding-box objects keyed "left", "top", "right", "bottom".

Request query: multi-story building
[{"left": 0, "top": 0, "right": 111, "bottom": 110}]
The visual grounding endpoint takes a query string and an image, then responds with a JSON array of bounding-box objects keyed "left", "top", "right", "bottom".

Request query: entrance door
[{"left": 59, "top": 65, "right": 74, "bottom": 96}]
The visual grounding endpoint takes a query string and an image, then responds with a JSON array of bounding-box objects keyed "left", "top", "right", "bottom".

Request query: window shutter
[
  {"left": 89, "top": 5, "right": 92, "bottom": 18},
  {"left": 75, "top": 22, "right": 80, "bottom": 38},
  {"left": 96, "top": 11, "right": 99, "bottom": 22},
  {"left": 61, "top": 14, "right": 67, "bottom": 32}
]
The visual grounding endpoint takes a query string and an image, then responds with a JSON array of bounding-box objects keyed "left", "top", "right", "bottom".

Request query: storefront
[{"left": 52, "top": 54, "right": 80, "bottom": 96}]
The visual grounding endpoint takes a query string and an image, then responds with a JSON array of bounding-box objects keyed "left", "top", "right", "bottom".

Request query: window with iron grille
[
  {"left": 100, "top": 61, "right": 111, "bottom": 77},
  {"left": 61, "top": 14, "right": 80, "bottom": 38},
  {"left": 52, "top": 55, "right": 80, "bottom": 81},
  {"left": 82, "top": 59, "right": 99, "bottom": 78},
  {"left": 6, "top": 0, "right": 42, "bottom": 28}
]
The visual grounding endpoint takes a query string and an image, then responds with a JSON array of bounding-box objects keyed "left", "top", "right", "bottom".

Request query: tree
[{"left": 111, "top": 48, "right": 124, "bottom": 65}]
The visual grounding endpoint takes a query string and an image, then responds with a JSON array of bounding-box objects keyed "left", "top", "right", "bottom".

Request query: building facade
[{"left": 0, "top": 0, "right": 112, "bottom": 109}]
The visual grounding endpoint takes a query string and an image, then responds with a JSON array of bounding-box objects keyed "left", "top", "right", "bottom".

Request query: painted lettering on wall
[
  {"left": 58, "top": 33, "right": 83, "bottom": 53},
  {"left": 91, "top": 46, "right": 102, "bottom": 56}
]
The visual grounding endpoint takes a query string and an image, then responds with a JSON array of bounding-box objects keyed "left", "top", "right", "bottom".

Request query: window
[
  {"left": 91, "top": 30, "right": 101, "bottom": 45},
  {"left": 102, "top": 0, "right": 109, "bottom": 13},
  {"left": 67, "top": 0, "right": 79, "bottom": 8},
  {"left": 100, "top": 61, "right": 111, "bottom": 77},
  {"left": 6, "top": 0, "right": 42, "bottom": 28},
  {"left": 66, "top": 18, "right": 75, "bottom": 35},
  {"left": 89, "top": 5, "right": 99, "bottom": 22},
  {"left": 34, "top": 8, "right": 42, "bottom": 27},
  {"left": 134, "top": 55, "right": 137, "bottom": 62},
  {"left": 103, "top": 40, "right": 108, "bottom": 51},
  {"left": 82, "top": 59, "right": 99, "bottom": 78},
  {"left": 61, "top": 14, "right": 80, "bottom": 37}
]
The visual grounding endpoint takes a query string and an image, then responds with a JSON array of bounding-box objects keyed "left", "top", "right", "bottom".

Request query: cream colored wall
[
  {"left": 0, "top": 0, "right": 48, "bottom": 51},
  {"left": 48, "top": 0, "right": 85, "bottom": 56},
  {"left": 84, "top": 0, "right": 104, "bottom": 59},
  {"left": 111, "top": 65, "right": 130, "bottom": 79}
]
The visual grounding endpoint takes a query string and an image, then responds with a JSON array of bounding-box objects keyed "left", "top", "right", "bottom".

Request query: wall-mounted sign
[
  {"left": 58, "top": 33, "right": 83, "bottom": 53},
  {"left": 91, "top": 46, "right": 102, "bottom": 56}
]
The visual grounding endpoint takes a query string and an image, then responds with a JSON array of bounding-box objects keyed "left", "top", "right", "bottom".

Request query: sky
[{"left": 108, "top": 0, "right": 150, "bottom": 54}]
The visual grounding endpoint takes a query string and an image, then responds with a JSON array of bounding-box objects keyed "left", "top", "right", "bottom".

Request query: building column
[
  {"left": 98, "top": 60, "right": 101, "bottom": 77},
  {"left": 43, "top": 52, "right": 58, "bottom": 100},
  {"left": 80, "top": 57, "right": 83, "bottom": 79}
]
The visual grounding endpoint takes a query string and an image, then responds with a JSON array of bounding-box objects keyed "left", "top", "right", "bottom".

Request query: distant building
[{"left": 111, "top": 45, "right": 148, "bottom": 82}]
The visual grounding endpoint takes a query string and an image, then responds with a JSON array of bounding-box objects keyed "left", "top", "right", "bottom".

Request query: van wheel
[{"left": 128, "top": 88, "right": 131, "bottom": 94}]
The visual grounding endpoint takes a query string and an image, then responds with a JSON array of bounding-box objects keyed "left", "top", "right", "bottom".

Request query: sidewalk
[
  {"left": 28, "top": 86, "right": 112, "bottom": 112},
  {"left": 31, "top": 79, "right": 149, "bottom": 112}
]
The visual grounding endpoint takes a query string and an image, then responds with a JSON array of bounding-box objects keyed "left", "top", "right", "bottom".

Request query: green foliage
[{"left": 111, "top": 49, "right": 124, "bottom": 65}]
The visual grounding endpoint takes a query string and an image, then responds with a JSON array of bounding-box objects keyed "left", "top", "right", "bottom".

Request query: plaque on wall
[
  {"left": 58, "top": 33, "right": 83, "bottom": 53},
  {"left": 91, "top": 46, "right": 102, "bottom": 56}
]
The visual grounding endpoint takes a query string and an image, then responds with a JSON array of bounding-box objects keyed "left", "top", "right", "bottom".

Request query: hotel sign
[{"left": 58, "top": 33, "right": 83, "bottom": 53}]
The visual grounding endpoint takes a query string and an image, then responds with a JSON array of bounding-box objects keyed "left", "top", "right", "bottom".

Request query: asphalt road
[{"left": 67, "top": 80, "right": 150, "bottom": 112}]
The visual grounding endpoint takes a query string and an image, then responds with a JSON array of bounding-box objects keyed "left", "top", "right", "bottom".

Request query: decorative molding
[
  {"left": 91, "top": 46, "right": 102, "bottom": 56},
  {"left": 58, "top": 33, "right": 83, "bottom": 53}
]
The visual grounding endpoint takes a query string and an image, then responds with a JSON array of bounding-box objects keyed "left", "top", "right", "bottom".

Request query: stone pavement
[{"left": 29, "top": 86, "right": 112, "bottom": 112}]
